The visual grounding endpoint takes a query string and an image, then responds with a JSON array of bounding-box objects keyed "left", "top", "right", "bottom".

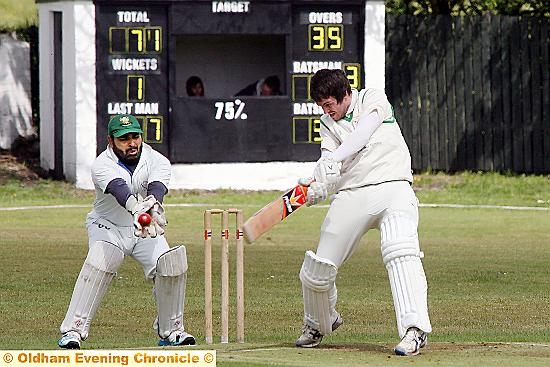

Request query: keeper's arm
[{"left": 106, "top": 178, "right": 167, "bottom": 208}]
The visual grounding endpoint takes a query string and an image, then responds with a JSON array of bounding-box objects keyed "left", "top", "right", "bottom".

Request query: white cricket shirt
[
  {"left": 87, "top": 142, "right": 171, "bottom": 226},
  {"left": 319, "top": 89, "right": 413, "bottom": 191}
]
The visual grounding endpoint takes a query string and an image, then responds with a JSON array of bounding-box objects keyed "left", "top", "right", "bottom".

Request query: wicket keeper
[
  {"left": 58, "top": 114, "right": 195, "bottom": 348},
  {"left": 296, "top": 69, "right": 432, "bottom": 356}
]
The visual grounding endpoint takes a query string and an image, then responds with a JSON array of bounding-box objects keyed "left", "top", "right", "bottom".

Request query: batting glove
[
  {"left": 313, "top": 156, "right": 341, "bottom": 191},
  {"left": 306, "top": 181, "right": 328, "bottom": 206},
  {"left": 297, "top": 176, "right": 315, "bottom": 187}
]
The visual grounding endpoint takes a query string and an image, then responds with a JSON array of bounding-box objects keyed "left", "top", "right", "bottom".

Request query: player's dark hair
[{"left": 310, "top": 69, "right": 351, "bottom": 103}]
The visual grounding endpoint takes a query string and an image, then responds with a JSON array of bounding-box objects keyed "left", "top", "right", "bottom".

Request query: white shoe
[
  {"left": 295, "top": 313, "right": 343, "bottom": 348},
  {"left": 58, "top": 331, "right": 81, "bottom": 349},
  {"left": 394, "top": 327, "right": 428, "bottom": 356},
  {"left": 295, "top": 324, "right": 323, "bottom": 348},
  {"left": 158, "top": 329, "right": 196, "bottom": 346}
]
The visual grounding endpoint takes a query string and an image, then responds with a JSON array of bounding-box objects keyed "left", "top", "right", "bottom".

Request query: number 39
[{"left": 309, "top": 25, "right": 343, "bottom": 51}]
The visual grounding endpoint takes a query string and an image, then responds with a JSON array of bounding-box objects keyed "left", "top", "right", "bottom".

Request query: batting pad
[
  {"left": 154, "top": 245, "right": 188, "bottom": 338},
  {"left": 381, "top": 213, "right": 432, "bottom": 338},
  {"left": 60, "top": 241, "right": 124, "bottom": 339},
  {"left": 299, "top": 250, "right": 338, "bottom": 334}
]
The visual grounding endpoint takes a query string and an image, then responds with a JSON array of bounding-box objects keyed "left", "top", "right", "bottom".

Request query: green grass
[
  {"left": 2, "top": 171, "right": 550, "bottom": 208},
  {"left": 0, "top": 0, "right": 37, "bottom": 30},
  {"left": 414, "top": 171, "right": 550, "bottom": 206},
  {"left": 1, "top": 173, "right": 550, "bottom": 365}
]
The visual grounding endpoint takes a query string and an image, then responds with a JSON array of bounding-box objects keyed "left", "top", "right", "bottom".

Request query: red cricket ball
[{"left": 138, "top": 213, "right": 152, "bottom": 226}]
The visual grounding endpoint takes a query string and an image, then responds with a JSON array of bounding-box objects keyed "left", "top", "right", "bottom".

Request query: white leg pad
[
  {"left": 299, "top": 250, "right": 338, "bottom": 335},
  {"left": 381, "top": 213, "right": 432, "bottom": 338},
  {"left": 60, "top": 241, "right": 124, "bottom": 339},
  {"left": 154, "top": 245, "right": 188, "bottom": 338}
]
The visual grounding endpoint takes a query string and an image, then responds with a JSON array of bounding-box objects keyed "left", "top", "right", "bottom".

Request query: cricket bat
[{"left": 243, "top": 184, "right": 309, "bottom": 243}]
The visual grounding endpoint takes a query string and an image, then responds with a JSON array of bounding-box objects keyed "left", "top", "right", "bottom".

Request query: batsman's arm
[{"left": 330, "top": 110, "right": 381, "bottom": 162}]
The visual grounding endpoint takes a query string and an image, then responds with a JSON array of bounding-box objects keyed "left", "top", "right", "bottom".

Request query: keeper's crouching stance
[
  {"left": 58, "top": 114, "right": 195, "bottom": 349},
  {"left": 59, "top": 243, "right": 194, "bottom": 349},
  {"left": 295, "top": 69, "right": 431, "bottom": 356}
]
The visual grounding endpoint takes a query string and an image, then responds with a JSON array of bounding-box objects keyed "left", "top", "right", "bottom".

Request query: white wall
[
  {"left": 0, "top": 34, "right": 34, "bottom": 149},
  {"left": 364, "top": 0, "right": 386, "bottom": 90},
  {"left": 38, "top": 1, "right": 96, "bottom": 188},
  {"left": 170, "top": 161, "right": 317, "bottom": 190},
  {"left": 38, "top": 4, "right": 54, "bottom": 172}
]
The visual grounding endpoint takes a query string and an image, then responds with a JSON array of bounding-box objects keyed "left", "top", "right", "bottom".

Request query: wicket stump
[{"left": 204, "top": 208, "right": 244, "bottom": 344}]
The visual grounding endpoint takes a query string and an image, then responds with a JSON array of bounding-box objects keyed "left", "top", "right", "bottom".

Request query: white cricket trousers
[
  {"left": 87, "top": 217, "right": 170, "bottom": 279},
  {"left": 316, "top": 180, "right": 419, "bottom": 266}
]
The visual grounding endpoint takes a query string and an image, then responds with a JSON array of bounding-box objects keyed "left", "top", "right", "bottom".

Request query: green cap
[{"left": 108, "top": 114, "right": 143, "bottom": 138}]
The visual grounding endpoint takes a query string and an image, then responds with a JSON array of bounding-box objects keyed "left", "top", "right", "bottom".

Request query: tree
[{"left": 386, "top": 0, "right": 550, "bottom": 16}]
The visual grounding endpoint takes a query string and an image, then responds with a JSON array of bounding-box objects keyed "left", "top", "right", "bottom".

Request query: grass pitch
[{"left": 1, "top": 172, "right": 550, "bottom": 366}]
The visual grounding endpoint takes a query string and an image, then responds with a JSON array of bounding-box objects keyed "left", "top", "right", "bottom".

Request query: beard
[{"left": 112, "top": 144, "right": 142, "bottom": 165}]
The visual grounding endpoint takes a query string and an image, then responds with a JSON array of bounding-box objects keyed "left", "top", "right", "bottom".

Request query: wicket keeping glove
[
  {"left": 126, "top": 194, "right": 158, "bottom": 238},
  {"left": 149, "top": 201, "right": 167, "bottom": 237}
]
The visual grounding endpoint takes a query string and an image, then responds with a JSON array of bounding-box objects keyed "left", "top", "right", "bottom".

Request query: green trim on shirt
[{"left": 383, "top": 104, "right": 396, "bottom": 123}]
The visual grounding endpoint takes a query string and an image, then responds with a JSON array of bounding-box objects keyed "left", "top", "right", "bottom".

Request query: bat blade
[{"left": 243, "top": 184, "right": 308, "bottom": 243}]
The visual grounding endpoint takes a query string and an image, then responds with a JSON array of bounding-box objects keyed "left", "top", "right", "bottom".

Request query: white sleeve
[
  {"left": 331, "top": 110, "right": 382, "bottom": 162},
  {"left": 91, "top": 158, "right": 121, "bottom": 193},
  {"left": 319, "top": 123, "right": 339, "bottom": 153},
  {"left": 148, "top": 150, "right": 171, "bottom": 187}
]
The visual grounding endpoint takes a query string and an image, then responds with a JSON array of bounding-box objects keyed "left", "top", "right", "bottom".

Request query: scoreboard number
[
  {"left": 127, "top": 75, "right": 145, "bottom": 101},
  {"left": 129, "top": 28, "right": 144, "bottom": 52},
  {"left": 308, "top": 24, "right": 343, "bottom": 51},
  {"left": 344, "top": 63, "right": 361, "bottom": 90},
  {"left": 293, "top": 117, "right": 322, "bottom": 144},
  {"left": 142, "top": 116, "right": 163, "bottom": 143},
  {"left": 109, "top": 26, "right": 162, "bottom": 54},
  {"left": 146, "top": 27, "right": 162, "bottom": 52}
]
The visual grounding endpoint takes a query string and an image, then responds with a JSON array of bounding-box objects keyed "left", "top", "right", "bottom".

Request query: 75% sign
[{"left": 214, "top": 99, "right": 247, "bottom": 120}]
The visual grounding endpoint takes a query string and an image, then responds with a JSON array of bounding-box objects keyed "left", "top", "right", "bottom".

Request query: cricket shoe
[
  {"left": 295, "top": 312, "right": 343, "bottom": 348},
  {"left": 394, "top": 327, "right": 428, "bottom": 356},
  {"left": 158, "top": 330, "right": 196, "bottom": 346},
  {"left": 58, "top": 331, "right": 81, "bottom": 349}
]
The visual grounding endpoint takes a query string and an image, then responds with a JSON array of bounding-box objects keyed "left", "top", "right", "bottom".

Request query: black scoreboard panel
[
  {"left": 290, "top": 5, "right": 364, "bottom": 159},
  {"left": 96, "top": 5, "right": 169, "bottom": 156},
  {"left": 171, "top": 97, "right": 292, "bottom": 162},
  {"left": 95, "top": 1, "right": 364, "bottom": 162}
]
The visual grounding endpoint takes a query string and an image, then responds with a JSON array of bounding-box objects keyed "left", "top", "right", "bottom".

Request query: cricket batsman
[
  {"left": 57, "top": 114, "right": 195, "bottom": 348},
  {"left": 296, "top": 69, "right": 432, "bottom": 356}
]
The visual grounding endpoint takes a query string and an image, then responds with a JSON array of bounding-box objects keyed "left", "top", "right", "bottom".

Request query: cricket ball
[{"left": 138, "top": 213, "right": 152, "bottom": 226}]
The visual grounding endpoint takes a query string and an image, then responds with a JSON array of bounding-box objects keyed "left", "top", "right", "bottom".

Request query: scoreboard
[
  {"left": 95, "top": 0, "right": 365, "bottom": 162},
  {"left": 96, "top": 6, "right": 169, "bottom": 156},
  {"left": 291, "top": 8, "right": 362, "bottom": 148}
]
